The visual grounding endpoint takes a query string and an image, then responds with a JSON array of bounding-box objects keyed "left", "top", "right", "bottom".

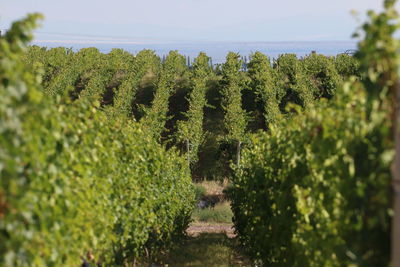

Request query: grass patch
[
  {"left": 194, "top": 184, "right": 206, "bottom": 201},
  {"left": 192, "top": 202, "right": 233, "bottom": 223}
]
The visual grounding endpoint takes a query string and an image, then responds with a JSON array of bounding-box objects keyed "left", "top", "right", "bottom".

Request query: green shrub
[
  {"left": 229, "top": 88, "right": 391, "bottom": 266},
  {"left": 274, "top": 54, "right": 314, "bottom": 110},
  {"left": 301, "top": 53, "right": 341, "bottom": 99},
  {"left": 228, "top": 2, "right": 396, "bottom": 265},
  {"left": 0, "top": 14, "right": 194, "bottom": 266},
  {"left": 334, "top": 53, "right": 360, "bottom": 78}
]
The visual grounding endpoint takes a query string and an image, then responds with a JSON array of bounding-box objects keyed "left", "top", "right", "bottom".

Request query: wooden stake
[
  {"left": 236, "top": 141, "right": 241, "bottom": 167},
  {"left": 392, "top": 80, "right": 400, "bottom": 267},
  {"left": 186, "top": 139, "right": 190, "bottom": 167}
]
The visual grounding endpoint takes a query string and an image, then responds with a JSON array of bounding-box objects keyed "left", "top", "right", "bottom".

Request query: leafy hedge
[
  {"left": 0, "top": 14, "right": 194, "bottom": 266},
  {"left": 176, "top": 52, "right": 212, "bottom": 165},
  {"left": 302, "top": 53, "right": 341, "bottom": 99},
  {"left": 229, "top": 87, "right": 391, "bottom": 266},
  {"left": 228, "top": 1, "right": 396, "bottom": 266}
]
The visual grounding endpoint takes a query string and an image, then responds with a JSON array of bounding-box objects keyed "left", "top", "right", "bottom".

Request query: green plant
[
  {"left": 228, "top": 2, "right": 396, "bottom": 266},
  {"left": 141, "top": 50, "right": 186, "bottom": 141},
  {"left": 112, "top": 49, "right": 159, "bottom": 118},
  {"left": 302, "top": 53, "right": 341, "bottom": 99},
  {"left": 176, "top": 52, "right": 212, "bottom": 166},
  {"left": 334, "top": 53, "right": 360, "bottom": 78},
  {"left": 220, "top": 52, "right": 248, "bottom": 166},
  {"left": 274, "top": 54, "right": 314, "bottom": 110},
  {"left": 0, "top": 15, "right": 195, "bottom": 266},
  {"left": 247, "top": 51, "right": 281, "bottom": 128}
]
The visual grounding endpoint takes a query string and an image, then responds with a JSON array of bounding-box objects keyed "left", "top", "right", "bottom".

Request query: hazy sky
[{"left": 1, "top": 0, "right": 385, "bottom": 43}]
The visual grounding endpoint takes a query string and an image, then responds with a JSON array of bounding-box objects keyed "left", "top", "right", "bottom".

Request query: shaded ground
[
  {"left": 163, "top": 206, "right": 251, "bottom": 266},
  {"left": 163, "top": 231, "right": 252, "bottom": 267}
]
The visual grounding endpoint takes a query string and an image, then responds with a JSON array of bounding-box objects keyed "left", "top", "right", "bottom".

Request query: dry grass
[
  {"left": 195, "top": 178, "right": 229, "bottom": 195},
  {"left": 187, "top": 222, "right": 235, "bottom": 238}
]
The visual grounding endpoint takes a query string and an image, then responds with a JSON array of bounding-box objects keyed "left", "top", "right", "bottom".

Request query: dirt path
[
  {"left": 187, "top": 222, "right": 236, "bottom": 238},
  {"left": 160, "top": 180, "right": 251, "bottom": 266}
]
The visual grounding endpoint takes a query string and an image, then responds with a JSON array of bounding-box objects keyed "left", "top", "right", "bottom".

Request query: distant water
[{"left": 33, "top": 41, "right": 357, "bottom": 64}]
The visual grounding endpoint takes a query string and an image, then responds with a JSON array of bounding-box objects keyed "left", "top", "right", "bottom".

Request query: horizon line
[{"left": 32, "top": 39, "right": 358, "bottom": 45}]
